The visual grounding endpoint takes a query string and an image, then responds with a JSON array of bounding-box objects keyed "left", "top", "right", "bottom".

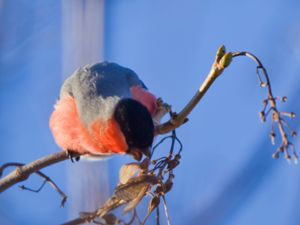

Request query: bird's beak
[
  {"left": 129, "top": 147, "right": 152, "bottom": 161},
  {"left": 142, "top": 147, "right": 152, "bottom": 159}
]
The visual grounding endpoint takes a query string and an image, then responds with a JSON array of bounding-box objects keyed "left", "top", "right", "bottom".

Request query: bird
[{"left": 49, "top": 62, "right": 158, "bottom": 161}]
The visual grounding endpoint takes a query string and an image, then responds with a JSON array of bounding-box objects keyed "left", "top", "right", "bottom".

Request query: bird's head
[{"left": 113, "top": 98, "right": 154, "bottom": 161}]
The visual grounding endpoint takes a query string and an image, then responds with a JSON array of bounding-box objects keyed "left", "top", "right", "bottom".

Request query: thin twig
[
  {"left": 126, "top": 209, "right": 137, "bottom": 225},
  {"left": 156, "top": 205, "right": 160, "bottom": 225},
  {"left": 162, "top": 196, "right": 171, "bottom": 225},
  {"left": 3, "top": 162, "right": 68, "bottom": 207},
  {"left": 232, "top": 51, "right": 297, "bottom": 162},
  {"left": 19, "top": 179, "right": 47, "bottom": 193}
]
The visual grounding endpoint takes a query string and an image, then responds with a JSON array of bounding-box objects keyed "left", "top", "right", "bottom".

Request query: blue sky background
[{"left": 1, "top": 1, "right": 300, "bottom": 225}]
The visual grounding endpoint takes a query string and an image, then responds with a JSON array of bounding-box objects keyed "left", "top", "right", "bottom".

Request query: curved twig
[
  {"left": 232, "top": 51, "right": 297, "bottom": 162},
  {"left": 1, "top": 162, "right": 67, "bottom": 206}
]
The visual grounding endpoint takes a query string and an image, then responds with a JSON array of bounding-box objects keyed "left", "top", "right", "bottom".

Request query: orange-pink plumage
[
  {"left": 50, "top": 62, "right": 157, "bottom": 159},
  {"left": 49, "top": 95, "right": 128, "bottom": 155}
]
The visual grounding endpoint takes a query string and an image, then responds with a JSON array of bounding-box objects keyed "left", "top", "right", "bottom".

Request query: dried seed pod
[
  {"left": 115, "top": 175, "right": 158, "bottom": 202},
  {"left": 174, "top": 154, "right": 181, "bottom": 160},
  {"left": 262, "top": 99, "right": 268, "bottom": 106},
  {"left": 123, "top": 185, "right": 148, "bottom": 214},
  {"left": 164, "top": 180, "right": 173, "bottom": 194},
  {"left": 272, "top": 152, "right": 279, "bottom": 159},
  {"left": 148, "top": 196, "right": 161, "bottom": 213},
  {"left": 151, "top": 160, "right": 157, "bottom": 165},
  {"left": 155, "top": 184, "right": 164, "bottom": 195},
  {"left": 281, "top": 96, "right": 287, "bottom": 102},
  {"left": 140, "top": 158, "right": 150, "bottom": 172},
  {"left": 285, "top": 154, "right": 291, "bottom": 162},
  {"left": 102, "top": 213, "right": 118, "bottom": 225},
  {"left": 260, "top": 82, "right": 267, "bottom": 87},
  {"left": 167, "top": 159, "right": 180, "bottom": 171},
  {"left": 119, "top": 163, "right": 141, "bottom": 184},
  {"left": 259, "top": 111, "right": 266, "bottom": 123},
  {"left": 269, "top": 132, "right": 276, "bottom": 145}
]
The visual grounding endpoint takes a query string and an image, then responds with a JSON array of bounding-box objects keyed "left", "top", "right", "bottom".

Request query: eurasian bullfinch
[{"left": 50, "top": 62, "right": 157, "bottom": 161}]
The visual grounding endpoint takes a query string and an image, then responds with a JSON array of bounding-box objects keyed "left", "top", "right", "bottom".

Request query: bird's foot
[
  {"left": 66, "top": 150, "right": 80, "bottom": 163},
  {"left": 153, "top": 98, "right": 172, "bottom": 126}
]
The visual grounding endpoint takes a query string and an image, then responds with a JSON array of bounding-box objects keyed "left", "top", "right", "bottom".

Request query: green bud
[
  {"left": 216, "top": 45, "right": 226, "bottom": 61},
  {"left": 219, "top": 53, "right": 233, "bottom": 69}
]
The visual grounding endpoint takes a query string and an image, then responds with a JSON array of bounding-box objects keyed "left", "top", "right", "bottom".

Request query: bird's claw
[
  {"left": 153, "top": 98, "right": 172, "bottom": 126},
  {"left": 67, "top": 150, "right": 80, "bottom": 163},
  {"left": 156, "top": 98, "right": 171, "bottom": 112}
]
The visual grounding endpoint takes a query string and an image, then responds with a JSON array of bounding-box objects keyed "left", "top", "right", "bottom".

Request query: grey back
[{"left": 59, "top": 62, "right": 146, "bottom": 127}]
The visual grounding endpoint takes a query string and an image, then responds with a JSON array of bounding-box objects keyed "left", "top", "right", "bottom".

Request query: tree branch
[
  {"left": 155, "top": 45, "right": 232, "bottom": 135},
  {"left": 0, "top": 151, "right": 77, "bottom": 193}
]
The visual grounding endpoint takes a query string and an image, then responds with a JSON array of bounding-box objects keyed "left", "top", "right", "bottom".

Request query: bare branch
[{"left": 0, "top": 151, "right": 78, "bottom": 193}]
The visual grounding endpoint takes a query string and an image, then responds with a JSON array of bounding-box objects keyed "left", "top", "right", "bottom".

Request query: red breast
[{"left": 49, "top": 95, "right": 128, "bottom": 155}]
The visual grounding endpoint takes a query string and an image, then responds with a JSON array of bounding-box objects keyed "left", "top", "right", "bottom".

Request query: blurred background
[{"left": 1, "top": 0, "right": 300, "bottom": 224}]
